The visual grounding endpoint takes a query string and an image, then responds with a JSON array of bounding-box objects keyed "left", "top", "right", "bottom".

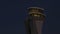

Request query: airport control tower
[{"left": 25, "top": 7, "right": 46, "bottom": 34}]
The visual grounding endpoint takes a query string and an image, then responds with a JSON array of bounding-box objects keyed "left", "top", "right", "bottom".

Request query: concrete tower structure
[{"left": 25, "top": 7, "right": 46, "bottom": 34}]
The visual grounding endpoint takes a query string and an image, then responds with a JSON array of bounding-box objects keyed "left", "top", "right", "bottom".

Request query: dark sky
[{"left": 0, "top": 0, "right": 60, "bottom": 34}]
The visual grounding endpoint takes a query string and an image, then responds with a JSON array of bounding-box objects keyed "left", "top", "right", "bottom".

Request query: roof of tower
[{"left": 27, "top": 7, "right": 44, "bottom": 10}]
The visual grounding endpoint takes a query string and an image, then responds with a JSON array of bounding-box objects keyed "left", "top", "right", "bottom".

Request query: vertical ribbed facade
[{"left": 25, "top": 7, "right": 45, "bottom": 34}]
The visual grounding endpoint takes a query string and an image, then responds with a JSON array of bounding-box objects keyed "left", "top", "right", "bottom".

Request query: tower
[{"left": 25, "top": 7, "right": 46, "bottom": 34}]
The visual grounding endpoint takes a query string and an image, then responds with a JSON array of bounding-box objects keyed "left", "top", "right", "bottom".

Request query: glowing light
[{"left": 33, "top": 14, "right": 40, "bottom": 17}]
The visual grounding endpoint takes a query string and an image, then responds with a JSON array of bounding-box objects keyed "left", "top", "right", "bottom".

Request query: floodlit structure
[{"left": 25, "top": 7, "right": 46, "bottom": 34}]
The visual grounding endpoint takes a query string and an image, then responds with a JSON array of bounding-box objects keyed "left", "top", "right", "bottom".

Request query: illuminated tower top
[
  {"left": 27, "top": 7, "right": 45, "bottom": 16},
  {"left": 27, "top": 7, "right": 45, "bottom": 21}
]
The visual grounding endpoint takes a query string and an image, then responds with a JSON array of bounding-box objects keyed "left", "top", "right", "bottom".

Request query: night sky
[{"left": 0, "top": 0, "right": 60, "bottom": 34}]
